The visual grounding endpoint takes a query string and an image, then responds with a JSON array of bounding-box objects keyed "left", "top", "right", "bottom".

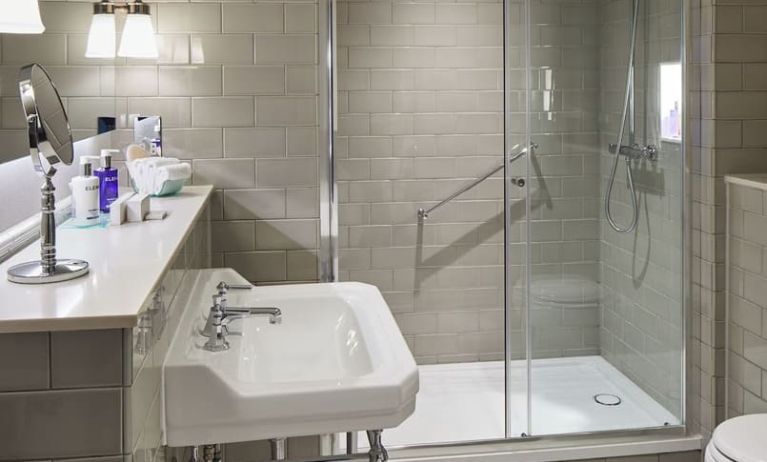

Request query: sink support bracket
[
  {"left": 190, "top": 444, "right": 222, "bottom": 462},
  {"left": 319, "top": 434, "right": 338, "bottom": 456},
  {"left": 345, "top": 432, "right": 357, "bottom": 454},
  {"left": 270, "top": 438, "right": 287, "bottom": 461},
  {"left": 365, "top": 430, "right": 387, "bottom": 462}
]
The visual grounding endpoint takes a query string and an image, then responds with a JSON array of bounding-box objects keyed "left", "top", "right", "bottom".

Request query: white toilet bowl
[{"left": 704, "top": 414, "right": 767, "bottom": 462}]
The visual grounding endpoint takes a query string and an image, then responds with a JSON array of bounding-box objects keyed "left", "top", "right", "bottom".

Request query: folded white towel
[
  {"left": 146, "top": 158, "right": 179, "bottom": 193},
  {"left": 154, "top": 163, "right": 191, "bottom": 194},
  {"left": 127, "top": 157, "right": 184, "bottom": 195},
  {"left": 157, "top": 163, "right": 191, "bottom": 182},
  {"left": 126, "top": 158, "right": 148, "bottom": 193}
]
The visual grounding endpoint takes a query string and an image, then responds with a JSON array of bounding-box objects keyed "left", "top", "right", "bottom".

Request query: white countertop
[
  {"left": 0, "top": 185, "right": 212, "bottom": 333},
  {"left": 725, "top": 174, "right": 767, "bottom": 191}
]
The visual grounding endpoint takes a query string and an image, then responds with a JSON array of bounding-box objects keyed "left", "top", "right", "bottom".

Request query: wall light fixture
[{"left": 85, "top": 0, "right": 157, "bottom": 59}]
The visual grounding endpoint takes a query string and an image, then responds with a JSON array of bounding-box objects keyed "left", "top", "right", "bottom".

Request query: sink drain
[{"left": 594, "top": 393, "right": 622, "bottom": 406}]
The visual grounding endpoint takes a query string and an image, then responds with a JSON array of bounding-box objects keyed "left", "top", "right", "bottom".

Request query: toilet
[{"left": 705, "top": 414, "right": 767, "bottom": 462}]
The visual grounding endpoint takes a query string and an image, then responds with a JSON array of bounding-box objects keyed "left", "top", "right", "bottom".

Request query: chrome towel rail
[{"left": 417, "top": 143, "right": 535, "bottom": 220}]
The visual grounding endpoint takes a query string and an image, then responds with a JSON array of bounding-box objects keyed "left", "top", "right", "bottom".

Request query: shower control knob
[{"left": 512, "top": 177, "right": 525, "bottom": 187}]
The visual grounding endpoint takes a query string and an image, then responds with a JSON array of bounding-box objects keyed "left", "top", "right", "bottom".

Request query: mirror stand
[
  {"left": 7, "top": 172, "right": 89, "bottom": 284},
  {"left": 7, "top": 63, "right": 90, "bottom": 284}
]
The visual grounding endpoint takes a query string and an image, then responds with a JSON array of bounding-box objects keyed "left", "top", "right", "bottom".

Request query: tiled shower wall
[
  {"left": 525, "top": 0, "right": 602, "bottom": 360},
  {"left": 0, "top": 0, "right": 321, "bottom": 285},
  {"left": 597, "top": 0, "right": 685, "bottom": 418},
  {"left": 335, "top": 0, "right": 507, "bottom": 363},
  {"left": 335, "top": 0, "right": 605, "bottom": 364}
]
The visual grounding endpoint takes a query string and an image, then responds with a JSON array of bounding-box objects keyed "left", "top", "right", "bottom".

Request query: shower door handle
[
  {"left": 508, "top": 141, "right": 538, "bottom": 165},
  {"left": 507, "top": 141, "right": 534, "bottom": 189}
]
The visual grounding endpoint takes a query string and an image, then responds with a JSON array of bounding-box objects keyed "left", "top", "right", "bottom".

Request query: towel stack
[{"left": 127, "top": 156, "right": 191, "bottom": 196}]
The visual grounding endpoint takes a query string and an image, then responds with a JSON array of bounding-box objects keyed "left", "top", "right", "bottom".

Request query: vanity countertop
[
  {"left": 0, "top": 185, "right": 212, "bottom": 333},
  {"left": 725, "top": 174, "right": 767, "bottom": 190}
]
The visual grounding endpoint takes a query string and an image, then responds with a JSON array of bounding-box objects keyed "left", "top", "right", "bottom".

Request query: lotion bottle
[
  {"left": 70, "top": 156, "right": 100, "bottom": 226},
  {"left": 95, "top": 149, "right": 119, "bottom": 213}
]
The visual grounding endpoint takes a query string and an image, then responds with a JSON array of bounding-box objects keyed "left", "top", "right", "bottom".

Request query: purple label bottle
[{"left": 96, "top": 149, "right": 120, "bottom": 213}]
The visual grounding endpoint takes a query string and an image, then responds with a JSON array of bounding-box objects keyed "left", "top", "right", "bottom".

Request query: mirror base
[{"left": 7, "top": 259, "right": 89, "bottom": 284}]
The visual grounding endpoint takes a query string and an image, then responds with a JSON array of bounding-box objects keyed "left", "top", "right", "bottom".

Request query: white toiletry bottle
[{"left": 70, "top": 156, "right": 100, "bottom": 226}]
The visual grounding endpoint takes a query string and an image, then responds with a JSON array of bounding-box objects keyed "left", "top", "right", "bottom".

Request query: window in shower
[{"left": 660, "top": 62, "right": 683, "bottom": 142}]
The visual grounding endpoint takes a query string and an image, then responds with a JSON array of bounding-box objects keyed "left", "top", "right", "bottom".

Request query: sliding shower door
[
  {"left": 334, "top": 0, "right": 509, "bottom": 446},
  {"left": 506, "top": 0, "right": 685, "bottom": 437},
  {"left": 325, "top": 0, "right": 686, "bottom": 448}
]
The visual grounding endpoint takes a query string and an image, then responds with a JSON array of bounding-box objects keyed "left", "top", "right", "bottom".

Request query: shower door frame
[{"left": 317, "top": 0, "right": 692, "bottom": 452}]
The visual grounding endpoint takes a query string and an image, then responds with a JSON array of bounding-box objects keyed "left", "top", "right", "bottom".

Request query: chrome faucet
[{"left": 202, "top": 282, "right": 282, "bottom": 352}]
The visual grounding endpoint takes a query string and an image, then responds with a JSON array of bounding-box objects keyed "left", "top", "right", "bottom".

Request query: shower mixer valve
[{"left": 608, "top": 143, "right": 658, "bottom": 162}]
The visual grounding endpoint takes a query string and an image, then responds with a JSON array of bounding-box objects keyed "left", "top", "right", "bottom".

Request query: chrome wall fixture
[
  {"left": 85, "top": 0, "right": 158, "bottom": 59},
  {"left": 604, "top": 0, "right": 658, "bottom": 234}
]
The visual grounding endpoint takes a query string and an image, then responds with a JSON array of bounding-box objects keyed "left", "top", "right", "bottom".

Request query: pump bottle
[
  {"left": 70, "top": 156, "right": 100, "bottom": 226},
  {"left": 95, "top": 149, "right": 119, "bottom": 213}
]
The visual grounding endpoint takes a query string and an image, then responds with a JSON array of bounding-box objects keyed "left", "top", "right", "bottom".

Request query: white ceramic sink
[{"left": 163, "top": 268, "right": 419, "bottom": 446}]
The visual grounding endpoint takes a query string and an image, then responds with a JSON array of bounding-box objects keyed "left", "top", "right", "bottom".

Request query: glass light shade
[
  {"left": 0, "top": 0, "right": 45, "bottom": 33},
  {"left": 85, "top": 13, "right": 116, "bottom": 58},
  {"left": 118, "top": 13, "right": 157, "bottom": 59}
]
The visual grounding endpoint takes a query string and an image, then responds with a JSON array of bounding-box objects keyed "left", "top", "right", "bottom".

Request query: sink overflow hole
[{"left": 594, "top": 393, "right": 622, "bottom": 406}]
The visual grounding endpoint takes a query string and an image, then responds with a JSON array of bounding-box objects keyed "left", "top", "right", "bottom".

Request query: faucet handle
[
  {"left": 211, "top": 293, "right": 226, "bottom": 308},
  {"left": 203, "top": 306, "right": 230, "bottom": 352},
  {"left": 216, "top": 281, "right": 253, "bottom": 295}
]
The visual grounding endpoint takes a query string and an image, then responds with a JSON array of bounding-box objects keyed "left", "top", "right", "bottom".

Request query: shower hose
[{"left": 605, "top": 0, "right": 640, "bottom": 234}]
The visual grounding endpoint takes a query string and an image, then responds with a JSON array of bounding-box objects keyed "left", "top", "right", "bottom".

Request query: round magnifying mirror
[
  {"left": 7, "top": 63, "right": 88, "bottom": 285},
  {"left": 18, "top": 63, "right": 74, "bottom": 174}
]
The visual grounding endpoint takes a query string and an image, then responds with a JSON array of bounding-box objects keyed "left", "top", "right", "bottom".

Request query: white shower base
[{"left": 358, "top": 356, "right": 679, "bottom": 448}]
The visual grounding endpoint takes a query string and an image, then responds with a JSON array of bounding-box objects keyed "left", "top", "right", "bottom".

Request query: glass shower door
[
  {"left": 508, "top": 0, "right": 685, "bottom": 438},
  {"left": 503, "top": 0, "right": 530, "bottom": 438}
]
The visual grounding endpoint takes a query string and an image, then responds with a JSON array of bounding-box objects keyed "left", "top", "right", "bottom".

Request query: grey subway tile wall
[
  {"left": 727, "top": 182, "right": 767, "bottom": 416},
  {"left": 191, "top": 0, "right": 319, "bottom": 281},
  {"left": 0, "top": 332, "right": 49, "bottom": 392},
  {"left": 525, "top": 0, "right": 603, "bottom": 362},
  {"left": 336, "top": 0, "right": 507, "bottom": 364},
  {"left": 689, "top": 0, "right": 767, "bottom": 440},
  {"left": 50, "top": 329, "right": 124, "bottom": 388},
  {"left": 334, "top": 0, "right": 684, "bottom": 374}
]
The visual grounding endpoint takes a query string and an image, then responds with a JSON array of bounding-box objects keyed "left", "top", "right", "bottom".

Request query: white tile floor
[{"left": 358, "top": 356, "right": 680, "bottom": 448}]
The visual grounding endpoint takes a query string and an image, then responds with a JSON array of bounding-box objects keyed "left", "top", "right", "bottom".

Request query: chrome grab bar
[{"left": 417, "top": 143, "right": 535, "bottom": 220}]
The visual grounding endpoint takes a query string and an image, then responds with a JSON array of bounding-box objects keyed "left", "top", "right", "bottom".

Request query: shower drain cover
[{"left": 594, "top": 393, "right": 622, "bottom": 406}]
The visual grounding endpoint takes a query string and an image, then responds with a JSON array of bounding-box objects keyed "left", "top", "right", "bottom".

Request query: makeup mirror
[
  {"left": 20, "top": 64, "right": 75, "bottom": 173},
  {"left": 7, "top": 63, "right": 89, "bottom": 284}
]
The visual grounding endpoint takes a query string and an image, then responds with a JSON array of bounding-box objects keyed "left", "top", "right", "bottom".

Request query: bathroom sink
[{"left": 163, "top": 268, "right": 419, "bottom": 446}]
